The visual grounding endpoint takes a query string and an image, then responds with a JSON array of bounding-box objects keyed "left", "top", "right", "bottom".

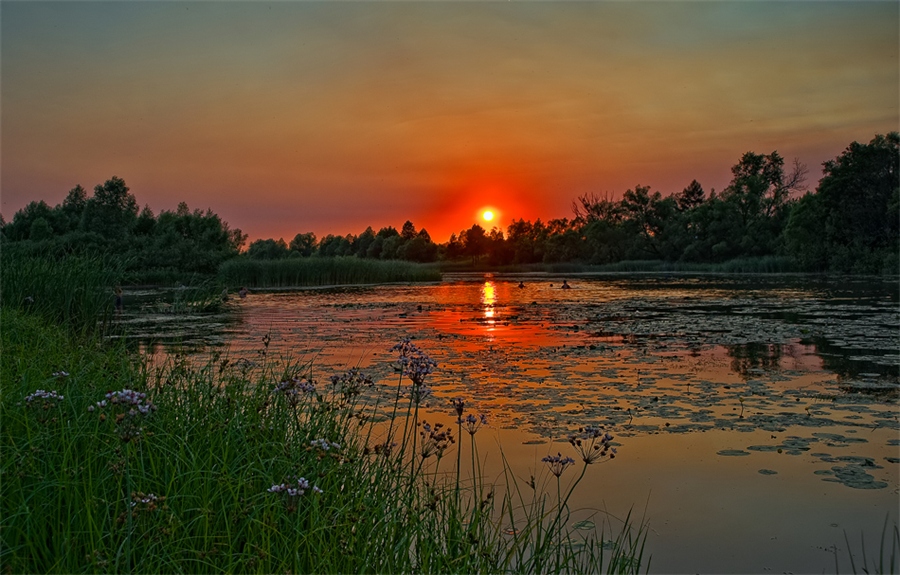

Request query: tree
[
  {"left": 81, "top": 176, "right": 139, "bottom": 240},
  {"left": 785, "top": 132, "right": 899, "bottom": 272},
  {"left": 720, "top": 152, "right": 806, "bottom": 257},
  {"left": 289, "top": 232, "right": 317, "bottom": 257},
  {"left": 247, "top": 238, "right": 290, "bottom": 260},
  {"left": 676, "top": 180, "right": 705, "bottom": 211},
  {"left": 462, "top": 224, "right": 488, "bottom": 264},
  {"left": 400, "top": 220, "right": 417, "bottom": 241}
]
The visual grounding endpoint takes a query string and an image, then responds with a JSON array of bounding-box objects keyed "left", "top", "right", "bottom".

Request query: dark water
[{"left": 117, "top": 273, "right": 900, "bottom": 573}]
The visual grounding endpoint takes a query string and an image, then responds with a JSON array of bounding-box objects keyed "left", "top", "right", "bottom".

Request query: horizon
[{"left": 2, "top": 1, "right": 897, "bottom": 244}]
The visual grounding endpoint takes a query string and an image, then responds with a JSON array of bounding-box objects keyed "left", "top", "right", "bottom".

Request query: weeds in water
[
  {"left": 1, "top": 306, "right": 647, "bottom": 573},
  {"left": 219, "top": 255, "right": 440, "bottom": 288}
]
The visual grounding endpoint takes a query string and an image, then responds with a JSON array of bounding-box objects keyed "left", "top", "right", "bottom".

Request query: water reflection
[{"left": 481, "top": 280, "right": 496, "bottom": 325}]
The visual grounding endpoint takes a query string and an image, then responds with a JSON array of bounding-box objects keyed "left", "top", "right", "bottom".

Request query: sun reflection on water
[{"left": 481, "top": 280, "right": 496, "bottom": 325}]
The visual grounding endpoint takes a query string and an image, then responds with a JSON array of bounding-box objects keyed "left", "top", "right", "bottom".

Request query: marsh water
[{"left": 120, "top": 274, "right": 899, "bottom": 574}]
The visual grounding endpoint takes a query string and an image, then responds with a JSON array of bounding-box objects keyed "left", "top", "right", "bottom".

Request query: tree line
[{"left": 3, "top": 132, "right": 897, "bottom": 279}]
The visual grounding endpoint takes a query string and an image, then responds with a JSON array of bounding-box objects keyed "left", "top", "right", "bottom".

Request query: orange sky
[{"left": 2, "top": 2, "right": 897, "bottom": 243}]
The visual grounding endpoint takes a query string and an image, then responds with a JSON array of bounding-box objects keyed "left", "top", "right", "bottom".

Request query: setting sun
[{"left": 482, "top": 210, "right": 494, "bottom": 222}]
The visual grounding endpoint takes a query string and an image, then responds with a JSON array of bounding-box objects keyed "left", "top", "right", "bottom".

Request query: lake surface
[{"left": 120, "top": 273, "right": 900, "bottom": 574}]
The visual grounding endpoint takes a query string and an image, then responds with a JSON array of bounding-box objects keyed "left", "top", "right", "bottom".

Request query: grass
[
  {"left": 0, "top": 249, "right": 124, "bottom": 336},
  {"left": 218, "top": 256, "right": 441, "bottom": 288},
  {"left": 1, "top": 306, "right": 647, "bottom": 573}
]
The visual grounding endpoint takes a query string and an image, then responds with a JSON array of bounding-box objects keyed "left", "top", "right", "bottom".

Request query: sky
[{"left": 2, "top": 1, "right": 897, "bottom": 244}]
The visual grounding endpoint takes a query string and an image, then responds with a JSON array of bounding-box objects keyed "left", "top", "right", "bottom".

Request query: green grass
[
  {"left": 219, "top": 256, "right": 441, "bottom": 288},
  {"left": 1, "top": 307, "right": 647, "bottom": 574},
  {"left": 0, "top": 249, "right": 124, "bottom": 336}
]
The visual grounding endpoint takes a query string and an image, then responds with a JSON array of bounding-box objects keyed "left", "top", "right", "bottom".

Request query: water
[{"left": 120, "top": 273, "right": 900, "bottom": 573}]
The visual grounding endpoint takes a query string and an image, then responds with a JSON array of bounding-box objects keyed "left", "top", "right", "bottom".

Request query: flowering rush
[
  {"left": 329, "top": 368, "right": 373, "bottom": 398},
  {"left": 273, "top": 376, "right": 315, "bottom": 406},
  {"left": 542, "top": 453, "right": 576, "bottom": 477},
  {"left": 25, "top": 389, "right": 64, "bottom": 404},
  {"left": 460, "top": 413, "right": 489, "bottom": 436},
  {"left": 268, "top": 477, "right": 322, "bottom": 497},
  {"left": 567, "top": 426, "right": 617, "bottom": 465},
  {"left": 390, "top": 338, "right": 437, "bottom": 386},
  {"left": 419, "top": 420, "right": 455, "bottom": 459},
  {"left": 310, "top": 438, "right": 341, "bottom": 452},
  {"left": 91, "top": 389, "right": 157, "bottom": 415}
]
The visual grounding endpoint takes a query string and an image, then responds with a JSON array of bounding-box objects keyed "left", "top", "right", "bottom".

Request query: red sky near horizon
[{"left": 2, "top": 2, "right": 897, "bottom": 244}]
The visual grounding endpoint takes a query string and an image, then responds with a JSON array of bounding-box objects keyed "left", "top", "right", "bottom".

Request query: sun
[{"left": 482, "top": 210, "right": 494, "bottom": 222}]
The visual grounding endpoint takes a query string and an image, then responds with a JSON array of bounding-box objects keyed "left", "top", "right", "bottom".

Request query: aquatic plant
[
  {"left": 1, "top": 306, "right": 647, "bottom": 574},
  {"left": 218, "top": 255, "right": 441, "bottom": 288}
]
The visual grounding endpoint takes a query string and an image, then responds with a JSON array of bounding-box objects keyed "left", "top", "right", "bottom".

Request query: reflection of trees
[
  {"left": 726, "top": 343, "right": 782, "bottom": 378},
  {"left": 808, "top": 337, "right": 899, "bottom": 380}
]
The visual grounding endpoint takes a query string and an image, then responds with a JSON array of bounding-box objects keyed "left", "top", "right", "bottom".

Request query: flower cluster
[
  {"left": 24, "top": 389, "right": 64, "bottom": 407},
  {"left": 329, "top": 368, "right": 373, "bottom": 399},
  {"left": 364, "top": 441, "right": 398, "bottom": 457},
  {"left": 51, "top": 371, "right": 69, "bottom": 379},
  {"left": 568, "top": 426, "right": 617, "bottom": 465},
  {"left": 89, "top": 389, "right": 156, "bottom": 442},
  {"left": 391, "top": 339, "right": 437, "bottom": 386},
  {"left": 405, "top": 384, "right": 433, "bottom": 404},
  {"left": 461, "top": 413, "right": 489, "bottom": 436},
  {"left": 310, "top": 438, "right": 341, "bottom": 452},
  {"left": 542, "top": 453, "right": 576, "bottom": 477},
  {"left": 274, "top": 376, "right": 316, "bottom": 406},
  {"left": 92, "top": 389, "right": 157, "bottom": 414},
  {"left": 419, "top": 420, "right": 455, "bottom": 459},
  {"left": 268, "top": 477, "right": 323, "bottom": 497},
  {"left": 451, "top": 397, "right": 466, "bottom": 417},
  {"left": 130, "top": 491, "right": 165, "bottom": 510}
]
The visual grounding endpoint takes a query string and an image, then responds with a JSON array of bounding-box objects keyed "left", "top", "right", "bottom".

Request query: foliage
[
  {"left": 4, "top": 132, "right": 897, "bottom": 277},
  {"left": 2, "top": 177, "right": 245, "bottom": 283},
  {"left": 785, "top": 133, "right": 899, "bottom": 273},
  {"left": 219, "top": 256, "right": 441, "bottom": 287},
  {"left": 0, "top": 248, "right": 123, "bottom": 336},
  {"left": 1, "top": 308, "right": 648, "bottom": 574}
]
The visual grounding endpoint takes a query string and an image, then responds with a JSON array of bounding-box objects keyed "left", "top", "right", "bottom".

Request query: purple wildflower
[{"left": 542, "top": 453, "right": 576, "bottom": 477}]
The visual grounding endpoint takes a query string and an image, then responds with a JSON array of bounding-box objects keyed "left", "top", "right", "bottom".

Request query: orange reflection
[{"left": 481, "top": 280, "right": 496, "bottom": 324}]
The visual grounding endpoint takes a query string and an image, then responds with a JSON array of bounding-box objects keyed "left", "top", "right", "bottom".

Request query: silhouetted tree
[{"left": 290, "top": 232, "right": 317, "bottom": 257}]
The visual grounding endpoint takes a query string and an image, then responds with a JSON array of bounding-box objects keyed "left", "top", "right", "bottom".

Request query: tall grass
[
  {"left": 1, "top": 308, "right": 647, "bottom": 573},
  {"left": 219, "top": 256, "right": 441, "bottom": 288},
  {"left": 0, "top": 249, "right": 124, "bottom": 335}
]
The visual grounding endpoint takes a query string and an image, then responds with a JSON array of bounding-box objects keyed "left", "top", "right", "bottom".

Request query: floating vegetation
[
  {"left": 131, "top": 275, "right": 897, "bottom": 493},
  {"left": 818, "top": 464, "right": 889, "bottom": 490},
  {"left": 758, "top": 469, "right": 778, "bottom": 475}
]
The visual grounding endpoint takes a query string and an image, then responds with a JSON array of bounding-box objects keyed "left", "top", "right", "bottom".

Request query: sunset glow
[{"left": 1, "top": 2, "right": 897, "bottom": 242}]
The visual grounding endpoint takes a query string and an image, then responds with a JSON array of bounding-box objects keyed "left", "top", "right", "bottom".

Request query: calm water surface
[{"left": 122, "top": 274, "right": 900, "bottom": 574}]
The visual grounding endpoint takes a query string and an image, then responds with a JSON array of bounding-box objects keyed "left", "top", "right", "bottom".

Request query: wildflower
[
  {"left": 405, "top": 384, "right": 433, "bottom": 404},
  {"left": 274, "top": 376, "right": 316, "bottom": 406},
  {"left": 310, "top": 438, "right": 341, "bottom": 452},
  {"left": 542, "top": 453, "right": 576, "bottom": 477},
  {"left": 391, "top": 339, "right": 437, "bottom": 386},
  {"left": 366, "top": 441, "right": 398, "bottom": 456},
  {"left": 268, "top": 476, "right": 321, "bottom": 497},
  {"left": 329, "top": 368, "right": 373, "bottom": 398},
  {"left": 52, "top": 371, "right": 69, "bottom": 379},
  {"left": 451, "top": 397, "right": 466, "bottom": 417},
  {"left": 93, "top": 389, "right": 156, "bottom": 442},
  {"left": 419, "top": 420, "right": 455, "bottom": 459},
  {"left": 460, "top": 413, "right": 488, "bottom": 435},
  {"left": 25, "top": 389, "right": 64, "bottom": 404},
  {"left": 567, "top": 426, "right": 617, "bottom": 465}
]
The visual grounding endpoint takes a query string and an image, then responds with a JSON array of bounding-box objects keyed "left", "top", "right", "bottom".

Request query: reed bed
[
  {"left": 1, "top": 307, "right": 647, "bottom": 574},
  {"left": 0, "top": 249, "right": 124, "bottom": 335},
  {"left": 219, "top": 256, "right": 441, "bottom": 288}
]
